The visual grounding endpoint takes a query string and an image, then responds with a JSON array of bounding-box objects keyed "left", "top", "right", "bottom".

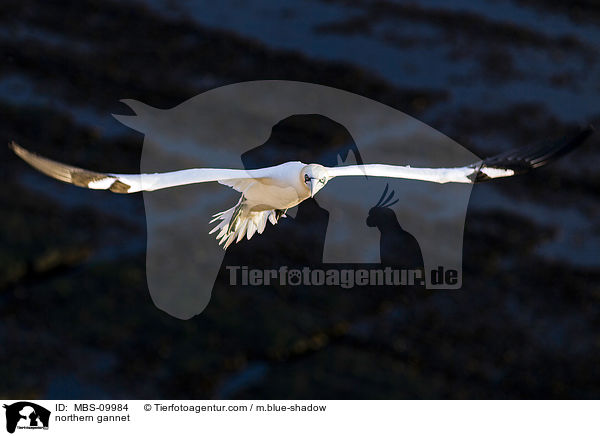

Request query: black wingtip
[
  {"left": 472, "top": 125, "right": 595, "bottom": 183},
  {"left": 541, "top": 125, "right": 596, "bottom": 166}
]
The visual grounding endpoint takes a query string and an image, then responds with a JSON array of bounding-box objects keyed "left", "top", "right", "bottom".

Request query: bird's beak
[{"left": 310, "top": 182, "right": 315, "bottom": 198}]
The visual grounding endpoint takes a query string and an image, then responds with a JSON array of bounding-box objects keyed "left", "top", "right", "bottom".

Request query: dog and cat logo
[{"left": 2, "top": 402, "right": 50, "bottom": 433}]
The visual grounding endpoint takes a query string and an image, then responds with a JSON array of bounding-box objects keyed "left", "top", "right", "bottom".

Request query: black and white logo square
[{"left": 3, "top": 402, "right": 50, "bottom": 433}]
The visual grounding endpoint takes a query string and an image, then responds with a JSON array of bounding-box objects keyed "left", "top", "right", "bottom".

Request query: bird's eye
[
  {"left": 304, "top": 174, "right": 310, "bottom": 183},
  {"left": 319, "top": 178, "right": 325, "bottom": 184}
]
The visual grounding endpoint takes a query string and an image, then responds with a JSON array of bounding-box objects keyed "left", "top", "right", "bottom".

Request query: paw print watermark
[{"left": 287, "top": 270, "right": 302, "bottom": 286}]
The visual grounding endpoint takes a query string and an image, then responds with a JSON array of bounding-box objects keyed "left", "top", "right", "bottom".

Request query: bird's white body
[
  {"left": 232, "top": 161, "right": 310, "bottom": 211},
  {"left": 209, "top": 161, "right": 329, "bottom": 247}
]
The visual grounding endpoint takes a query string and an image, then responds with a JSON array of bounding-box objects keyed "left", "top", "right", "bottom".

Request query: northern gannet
[{"left": 10, "top": 126, "right": 594, "bottom": 248}]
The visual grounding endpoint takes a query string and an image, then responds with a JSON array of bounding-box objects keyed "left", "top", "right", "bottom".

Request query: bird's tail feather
[{"left": 209, "top": 196, "right": 287, "bottom": 249}]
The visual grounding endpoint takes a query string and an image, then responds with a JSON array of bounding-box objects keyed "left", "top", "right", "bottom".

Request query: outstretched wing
[
  {"left": 10, "top": 142, "right": 274, "bottom": 193},
  {"left": 469, "top": 126, "right": 594, "bottom": 182},
  {"left": 326, "top": 126, "right": 594, "bottom": 184}
]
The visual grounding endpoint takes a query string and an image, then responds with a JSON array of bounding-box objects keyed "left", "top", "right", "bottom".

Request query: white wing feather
[
  {"left": 10, "top": 142, "right": 276, "bottom": 193},
  {"left": 325, "top": 164, "right": 478, "bottom": 184},
  {"left": 325, "top": 127, "right": 594, "bottom": 184}
]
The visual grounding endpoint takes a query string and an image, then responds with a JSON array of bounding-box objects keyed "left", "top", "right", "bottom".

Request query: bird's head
[{"left": 301, "top": 164, "right": 329, "bottom": 198}]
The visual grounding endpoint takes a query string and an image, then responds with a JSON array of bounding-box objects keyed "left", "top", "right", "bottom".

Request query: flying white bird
[{"left": 9, "top": 126, "right": 593, "bottom": 248}]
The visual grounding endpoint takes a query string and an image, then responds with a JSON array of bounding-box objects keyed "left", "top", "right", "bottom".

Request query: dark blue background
[{"left": 1, "top": 0, "right": 599, "bottom": 398}]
